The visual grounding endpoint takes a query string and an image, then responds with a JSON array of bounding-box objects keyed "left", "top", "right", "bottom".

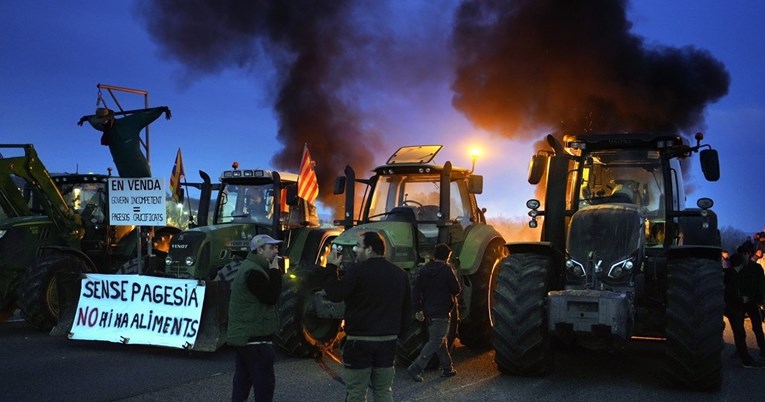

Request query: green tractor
[
  {"left": 130, "top": 165, "right": 340, "bottom": 351},
  {"left": 0, "top": 144, "right": 183, "bottom": 329},
  {"left": 492, "top": 132, "right": 723, "bottom": 390},
  {"left": 273, "top": 145, "right": 505, "bottom": 363}
]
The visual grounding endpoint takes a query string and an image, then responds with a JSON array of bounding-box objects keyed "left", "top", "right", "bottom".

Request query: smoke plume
[
  {"left": 135, "top": 0, "right": 377, "bottom": 209},
  {"left": 451, "top": 0, "right": 730, "bottom": 138}
]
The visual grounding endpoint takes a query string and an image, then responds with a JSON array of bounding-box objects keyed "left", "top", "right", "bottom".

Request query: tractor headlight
[
  {"left": 185, "top": 256, "right": 195, "bottom": 266},
  {"left": 165, "top": 256, "right": 173, "bottom": 266},
  {"left": 565, "top": 258, "right": 586, "bottom": 277},
  {"left": 607, "top": 258, "right": 635, "bottom": 279}
]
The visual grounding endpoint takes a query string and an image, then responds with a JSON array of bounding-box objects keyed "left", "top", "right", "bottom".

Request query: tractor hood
[
  {"left": 566, "top": 204, "right": 645, "bottom": 285},
  {"left": 332, "top": 221, "right": 417, "bottom": 270}
]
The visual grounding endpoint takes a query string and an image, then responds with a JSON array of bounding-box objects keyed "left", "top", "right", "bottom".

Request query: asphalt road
[{"left": 2, "top": 313, "right": 763, "bottom": 402}]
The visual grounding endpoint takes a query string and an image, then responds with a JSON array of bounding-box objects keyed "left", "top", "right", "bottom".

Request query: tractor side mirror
[
  {"left": 528, "top": 155, "right": 546, "bottom": 185},
  {"left": 699, "top": 149, "right": 720, "bottom": 182},
  {"left": 468, "top": 175, "right": 483, "bottom": 194},
  {"left": 333, "top": 176, "right": 346, "bottom": 195}
]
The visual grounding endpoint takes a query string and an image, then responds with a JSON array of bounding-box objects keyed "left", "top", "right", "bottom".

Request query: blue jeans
[
  {"left": 409, "top": 317, "right": 453, "bottom": 373},
  {"left": 232, "top": 344, "right": 275, "bottom": 402}
]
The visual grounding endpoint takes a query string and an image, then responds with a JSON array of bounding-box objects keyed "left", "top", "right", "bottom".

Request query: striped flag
[
  {"left": 297, "top": 143, "right": 319, "bottom": 204},
  {"left": 169, "top": 148, "right": 185, "bottom": 203}
]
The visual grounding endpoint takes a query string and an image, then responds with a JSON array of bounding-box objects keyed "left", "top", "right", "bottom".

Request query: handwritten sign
[
  {"left": 108, "top": 178, "right": 167, "bottom": 225},
  {"left": 69, "top": 274, "right": 206, "bottom": 349}
]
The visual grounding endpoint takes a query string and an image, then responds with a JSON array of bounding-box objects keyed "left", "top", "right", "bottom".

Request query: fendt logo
[{"left": 171, "top": 244, "right": 188, "bottom": 249}]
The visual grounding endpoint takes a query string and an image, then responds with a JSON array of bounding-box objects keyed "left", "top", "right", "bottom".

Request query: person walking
[
  {"left": 323, "top": 231, "right": 411, "bottom": 402},
  {"left": 406, "top": 243, "right": 461, "bottom": 382},
  {"left": 227, "top": 234, "right": 284, "bottom": 402},
  {"left": 725, "top": 253, "right": 763, "bottom": 368}
]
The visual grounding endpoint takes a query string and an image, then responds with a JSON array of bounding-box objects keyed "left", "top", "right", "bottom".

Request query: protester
[
  {"left": 227, "top": 234, "right": 284, "bottom": 402},
  {"left": 725, "top": 253, "right": 764, "bottom": 368},
  {"left": 722, "top": 249, "right": 731, "bottom": 270},
  {"left": 407, "top": 243, "right": 461, "bottom": 382},
  {"left": 737, "top": 246, "right": 765, "bottom": 362},
  {"left": 323, "top": 232, "right": 411, "bottom": 402}
]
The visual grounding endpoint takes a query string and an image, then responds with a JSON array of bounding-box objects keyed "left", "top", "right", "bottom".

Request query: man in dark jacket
[
  {"left": 228, "top": 234, "right": 284, "bottom": 401},
  {"left": 406, "top": 243, "right": 461, "bottom": 381},
  {"left": 726, "top": 252, "right": 764, "bottom": 368},
  {"left": 737, "top": 246, "right": 765, "bottom": 360},
  {"left": 323, "top": 231, "right": 411, "bottom": 402}
]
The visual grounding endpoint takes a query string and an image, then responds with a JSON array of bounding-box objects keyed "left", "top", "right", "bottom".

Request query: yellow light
[{"left": 470, "top": 148, "right": 481, "bottom": 159}]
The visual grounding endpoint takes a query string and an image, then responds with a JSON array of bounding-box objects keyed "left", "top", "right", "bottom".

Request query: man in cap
[
  {"left": 227, "top": 234, "right": 284, "bottom": 401},
  {"left": 78, "top": 106, "right": 171, "bottom": 178}
]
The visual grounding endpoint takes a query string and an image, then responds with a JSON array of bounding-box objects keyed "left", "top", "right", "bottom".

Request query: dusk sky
[{"left": 1, "top": 1, "right": 763, "bottom": 234}]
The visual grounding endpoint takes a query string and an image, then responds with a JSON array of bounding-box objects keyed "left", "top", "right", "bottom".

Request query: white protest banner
[
  {"left": 70, "top": 274, "right": 206, "bottom": 349},
  {"left": 108, "top": 177, "right": 167, "bottom": 226}
]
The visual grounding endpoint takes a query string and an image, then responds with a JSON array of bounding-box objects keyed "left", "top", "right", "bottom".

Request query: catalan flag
[
  {"left": 297, "top": 143, "right": 319, "bottom": 204},
  {"left": 169, "top": 148, "right": 185, "bottom": 203}
]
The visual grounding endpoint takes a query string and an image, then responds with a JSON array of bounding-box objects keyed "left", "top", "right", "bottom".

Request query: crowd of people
[
  {"left": 722, "top": 230, "right": 765, "bottom": 369},
  {"left": 227, "top": 232, "right": 461, "bottom": 402}
]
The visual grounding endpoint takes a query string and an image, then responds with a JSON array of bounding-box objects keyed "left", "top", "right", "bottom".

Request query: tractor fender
[
  {"left": 39, "top": 245, "right": 98, "bottom": 272},
  {"left": 457, "top": 225, "right": 504, "bottom": 276},
  {"left": 668, "top": 245, "right": 721, "bottom": 262}
]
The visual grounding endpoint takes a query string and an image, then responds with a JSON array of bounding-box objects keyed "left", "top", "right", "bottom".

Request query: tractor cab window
[
  {"left": 367, "top": 174, "right": 466, "bottom": 223},
  {"left": 217, "top": 183, "right": 273, "bottom": 224},
  {"left": 578, "top": 151, "right": 665, "bottom": 212},
  {"left": 60, "top": 182, "right": 107, "bottom": 224},
  {"left": 578, "top": 150, "right": 668, "bottom": 247}
]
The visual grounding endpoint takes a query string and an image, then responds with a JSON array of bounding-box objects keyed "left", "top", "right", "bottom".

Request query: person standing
[
  {"left": 323, "top": 232, "right": 411, "bottom": 402},
  {"left": 228, "top": 234, "right": 284, "bottom": 402},
  {"left": 725, "top": 253, "right": 764, "bottom": 368},
  {"left": 407, "top": 244, "right": 461, "bottom": 381},
  {"left": 737, "top": 246, "right": 765, "bottom": 360}
]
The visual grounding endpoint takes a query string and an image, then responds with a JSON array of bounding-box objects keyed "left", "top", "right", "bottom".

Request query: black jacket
[
  {"left": 412, "top": 260, "right": 461, "bottom": 319},
  {"left": 323, "top": 257, "right": 411, "bottom": 338}
]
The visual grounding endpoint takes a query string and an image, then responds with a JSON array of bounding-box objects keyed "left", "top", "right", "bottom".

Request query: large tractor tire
[
  {"left": 17, "top": 253, "right": 91, "bottom": 330},
  {"left": 274, "top": 282, "right": 342, "bottom": 357},
  {"left": 664, "top": 257, "right": 724, "bottom": 391},
  {"left": 492, "top": 253, "right": 552, "bottom": 376},
  {"left": 458, "top": 238, "right": 504, "bottom": 348}
]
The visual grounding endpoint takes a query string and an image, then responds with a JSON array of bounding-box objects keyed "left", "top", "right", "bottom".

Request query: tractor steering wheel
[{"left": 401, "top": 200, "right": 423, "bottom": 208}]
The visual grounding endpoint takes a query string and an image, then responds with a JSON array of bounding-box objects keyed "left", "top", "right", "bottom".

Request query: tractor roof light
[{"left": 526, "top": 199, "right": 540, "bottom": 209}]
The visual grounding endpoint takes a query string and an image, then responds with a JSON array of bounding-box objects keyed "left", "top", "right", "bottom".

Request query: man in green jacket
[{"left": 228, "top": 234, "right": 283, "bottom": 402}]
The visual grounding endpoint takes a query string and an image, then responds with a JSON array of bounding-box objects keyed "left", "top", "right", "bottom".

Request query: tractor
[
  {"left": 274, "top": 145, "right": 505, "bottom": 363},
  {"left": 107, "top": 164, "right": 340, "bottom": 351},
  {"left": 492, "top": 132, "right": 723, "bottom": 390},
  {"left": 0, "top": 144, "right": 188, "bottom": 329}
]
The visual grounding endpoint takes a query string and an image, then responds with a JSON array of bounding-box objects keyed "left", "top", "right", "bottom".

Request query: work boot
[
  {"left": 440, "top": 368, "right": 457, "bottom": 378},
  {"left": 406, "top": 365, "right": 424, "bottom": 382},
  {"left": 742, "top": 359, "right": 765, "bottom": 369}
]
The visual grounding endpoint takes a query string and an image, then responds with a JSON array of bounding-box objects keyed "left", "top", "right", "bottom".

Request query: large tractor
[
  {"left": 118, "top": 165, "right": 339, "bottom": 351},
  {"left": 492, "top": 132, "right": 723, "bottom": 390},
  {"left": 274, "top": 145, "right": 505, "bottom": 363},
  {"left": 0, "top": 144, "right": 185, "bottom": 329}
]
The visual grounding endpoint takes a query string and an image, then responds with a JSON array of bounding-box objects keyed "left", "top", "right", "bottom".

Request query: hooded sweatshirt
[{"left": 412, "top": 260, "right": 461, "bottom": 319}]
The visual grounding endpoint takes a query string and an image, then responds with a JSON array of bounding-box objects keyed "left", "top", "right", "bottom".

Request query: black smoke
[
  {"left": 451, "top": 0, "right": 730, "bottom": 138},
  {"left": 135, "top": 0, "right": 377, "bottom": 209}
]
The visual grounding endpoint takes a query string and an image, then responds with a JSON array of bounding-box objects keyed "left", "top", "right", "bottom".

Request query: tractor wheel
[
  {"left": 17, "top": 253, "right": 91, "bottom": 330},
  {"left": 664, "top": 257, "right": 723, "bottom": 391},
  {"left": 458, "top": 238, "right": 504, "bottom": 348},
  {"left": 214, "top": 259, "right": 244, "bottom": 283},
  {"left": 492, "top": 253, "right": 553, "bottom": 376},
  {"left": 274, "top": 283, "right": 341, "bottom": 357}
]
